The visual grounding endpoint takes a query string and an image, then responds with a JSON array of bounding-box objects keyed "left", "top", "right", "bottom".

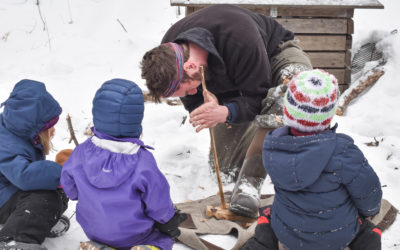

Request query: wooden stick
[
  {"left": 200, "top": 66, "right": 226, "bottom": 209},
  {"left": 66, "top": 114, "right": 79, "bottom": 146}
]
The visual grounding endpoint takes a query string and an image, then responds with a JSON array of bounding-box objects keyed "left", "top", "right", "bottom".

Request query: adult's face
[{"left": 171, "top": 70, "right": 202, "bottom": 97}]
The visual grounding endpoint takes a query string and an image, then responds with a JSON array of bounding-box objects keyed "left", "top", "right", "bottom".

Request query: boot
[
  {"left": 229, "top": 154, "right": 266, "bottom": 218},
  {"left": 47, "top": 215, "right": 70, "bottom": 238},
  {"left": 242, "top": 206, "right": 279, "bottom": 250},
  {"left": 0, "top": 240, "right": 47, "bottom": 250}
]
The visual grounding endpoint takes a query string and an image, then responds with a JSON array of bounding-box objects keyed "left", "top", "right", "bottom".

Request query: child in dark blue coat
[
  {"left": 243, "top": 69, "right": 382, "bottom": 250},
  {"left": 0, "top": 80, "right": 68, "bottom": 250}
]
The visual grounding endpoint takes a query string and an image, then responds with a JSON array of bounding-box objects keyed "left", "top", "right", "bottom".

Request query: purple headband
[
  {"left": 162, "top": 42, "right": 184, "bottom": 97},
  {"left": 34, "top": 115, "right": 60, "bottom": 145}
]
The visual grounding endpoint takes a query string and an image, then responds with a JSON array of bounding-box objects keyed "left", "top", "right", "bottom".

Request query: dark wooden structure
[{"left": 170, "top": 0, "right": 384, "bottom": 91}]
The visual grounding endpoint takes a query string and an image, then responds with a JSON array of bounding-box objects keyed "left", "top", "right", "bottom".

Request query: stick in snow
[
  {"left": 36, "top": 0, "right": 52, "bottom": 51},
  {"left": 66, "top": 114, "right": 79, "bottom": 146},
  {"left": 117, "top": 18, "right": 128, "bottom": 33}
]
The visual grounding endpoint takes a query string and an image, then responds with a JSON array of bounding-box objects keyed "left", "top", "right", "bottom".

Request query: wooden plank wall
[{"left": 186, "top": 6, "right": 353, "bottom": 91}]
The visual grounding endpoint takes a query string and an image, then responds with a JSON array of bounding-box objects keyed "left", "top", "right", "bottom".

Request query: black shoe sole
[{"left": 228, "top": 205, "right": 258, "bottom": 218}]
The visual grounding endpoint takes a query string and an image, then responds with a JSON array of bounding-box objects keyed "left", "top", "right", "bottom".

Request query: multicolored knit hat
[{"left": 283, "top": 69, "right": 339, "bottom": 132}]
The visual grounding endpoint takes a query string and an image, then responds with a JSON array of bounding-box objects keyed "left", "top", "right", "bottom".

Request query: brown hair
[
  {"left": 38, "top": 129, "right": 53, "bottom": 155},
  {"left": 140, "top": 43, "right": 190, "bottom": 102}
]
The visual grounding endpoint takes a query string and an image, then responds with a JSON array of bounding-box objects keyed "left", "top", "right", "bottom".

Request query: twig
[
  {"left": 36, "top": 0, "right": 46, "bottom": 31},
  {"left": 180, "top": 115, "right": 187, "bottom": 126},
  {"left": 200, "top": 66, "right": 227, "bottom": 209},
  {"left": 36, "top": 0, "right": 52, "bottom": 51},
  {"left": 117, "top": 18, "right": 128, "bottom": 33},
  {"left": 27, "top": 21, "right": 37, "bottom": 34},
  {"left": 64, "top": 114, "right": 79, "bottom": 221},
  {"left": 2, "top": 32, "right": 10, "bottom": 42},
  {"left": 66, "top": 114, "right": 79, "bottom": 146}
]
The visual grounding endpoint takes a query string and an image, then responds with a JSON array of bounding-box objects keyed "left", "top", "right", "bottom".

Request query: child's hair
[
  {"left": 35, "top": 115, "right": 59, "bottom": 155},
  {"left": 38, "top": 128, "right": 53, "bottom": 155}
]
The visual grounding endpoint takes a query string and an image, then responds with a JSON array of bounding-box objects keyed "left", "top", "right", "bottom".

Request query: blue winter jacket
[
  {"left": 0, "top": 79, "right": 62, "bottom": 208},
  {"left": 263, "top": 125, "right": 382, "bottom": 250}
]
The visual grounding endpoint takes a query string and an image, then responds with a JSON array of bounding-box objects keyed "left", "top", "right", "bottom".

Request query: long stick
[
  {"left": 200, "top": 66, "right": 226, "bottom": 209},
  {"left": 65, "top": 114, "right": 79, "bottom": 220}
]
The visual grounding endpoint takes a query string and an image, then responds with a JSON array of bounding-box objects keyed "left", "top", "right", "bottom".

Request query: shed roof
[{"left": 171, "top": 0, "right": 384, "bottom": 9}]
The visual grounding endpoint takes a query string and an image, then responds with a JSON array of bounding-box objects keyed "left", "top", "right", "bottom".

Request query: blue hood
[
  {"left": 92, "top": 79, "right": 144, "bottom": 138},
  {"left": 1, "top": 79, "right": 61, "bottom": 141},
  {"left": 263, "top": 126, "right": 337, "bottom": 191}
]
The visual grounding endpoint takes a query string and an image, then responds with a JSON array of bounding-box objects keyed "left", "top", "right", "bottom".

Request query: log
[
  {"left": 206, "top": 205, "right": 256, "bottom": 227},
  {"left": 336, "top": 69, "right": 384, "bottom": 116}
]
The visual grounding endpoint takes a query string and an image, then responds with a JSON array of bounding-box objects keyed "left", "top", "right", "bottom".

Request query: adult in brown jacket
[{"left": 141, "top": 4, "right": 312, "bottom": 218}]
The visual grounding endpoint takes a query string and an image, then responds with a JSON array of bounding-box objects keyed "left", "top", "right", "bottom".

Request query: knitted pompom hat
[{"left": 283, "top": 69, "right": 339, "bottom": 132}]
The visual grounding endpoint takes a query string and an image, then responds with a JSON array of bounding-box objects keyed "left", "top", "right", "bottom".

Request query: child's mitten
[
  {"left": 55, "top": 149, "right": 73, "bottom": 166},
  {"left": 154, "top": 210, "right": 188, "bottom": 238}
]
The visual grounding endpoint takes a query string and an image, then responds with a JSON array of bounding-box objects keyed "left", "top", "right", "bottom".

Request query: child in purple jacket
[{"left": 61, "top": 79, "right": 186, "bottom": 250}]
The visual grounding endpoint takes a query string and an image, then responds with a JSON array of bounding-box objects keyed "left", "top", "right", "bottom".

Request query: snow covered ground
[{"left": 0, "top": 0, "right": 399, "bottom": 249}]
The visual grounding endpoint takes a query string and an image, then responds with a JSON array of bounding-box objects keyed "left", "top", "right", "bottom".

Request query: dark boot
[
  {"left": 229, "top": 155, "right": 266, "bottom": 218},
  {"left": 47, "top": 215, "right": 70, "bottom": 238},
  {"left": 0, "top": 239, "right": 47, "bottom": 250},
  {"left": 242, "top": 206, "right": 279, "bottom": 250},
  {"left": 348, "top": 217, "right": 381, "bottom": 250}
]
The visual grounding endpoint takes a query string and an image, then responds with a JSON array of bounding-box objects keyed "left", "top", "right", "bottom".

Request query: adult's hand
[{"left": 189, "top": 90, "right": 229, "bottom": 132}]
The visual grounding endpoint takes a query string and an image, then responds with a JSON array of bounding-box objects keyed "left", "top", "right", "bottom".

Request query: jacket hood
[
  {"left": 263, "top": 126, "right": 337, "bottom": 191},
  {"left": 81, "top": 137, "right": 141, "bottom": 188},
  {"left": 1, "top": 79, "right": 61, "bottom": 140},
  {"left": 92, "top": 78, "right": 144, "bottom": 138},
  {"left": 175, "top": 27, "right": 226, "bottom": 75}
]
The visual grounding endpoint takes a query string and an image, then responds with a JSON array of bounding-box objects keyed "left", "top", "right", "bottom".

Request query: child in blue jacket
[
  {"left": 61, "top": 79, "right": 186, "bottom": 250},
  {"left": 243, "top": 69, "right": 382, "bottom": 250},
  {"left": 0, "top": 80, "right": 68, "bottom": 249}
]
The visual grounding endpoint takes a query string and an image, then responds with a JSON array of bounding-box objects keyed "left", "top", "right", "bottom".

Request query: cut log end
[{"left": 205, "top": 204, "right": 257, "bottom": 227}]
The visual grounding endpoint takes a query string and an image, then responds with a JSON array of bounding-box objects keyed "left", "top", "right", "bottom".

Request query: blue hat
[
  {"left": 92, "top": 79, "right": 144, "bottom": 138},
  {"left": 1, "top": 79, "right": 61, "bottom": 140}
]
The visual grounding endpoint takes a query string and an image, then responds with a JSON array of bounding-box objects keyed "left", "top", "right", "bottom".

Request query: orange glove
[{"left": 55, "top": 149, "right": 73, "bottom": 166}]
